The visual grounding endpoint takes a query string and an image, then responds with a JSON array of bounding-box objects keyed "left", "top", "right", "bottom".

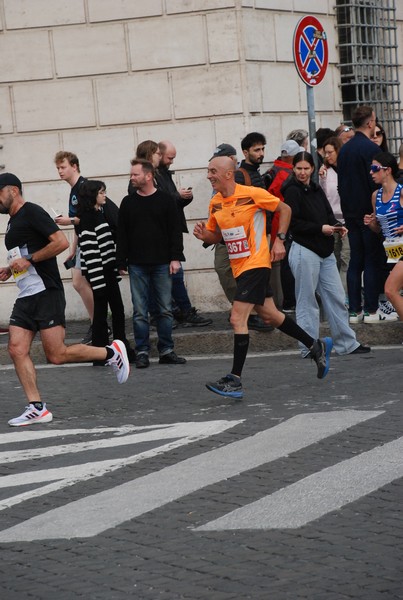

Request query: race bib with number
[
  {"left": 7, "top": 246, "right": 30, "bottom": 281},
  {"left": 222, "top": 226, "right": 251, "bottom": 259},
  {"left": 383, "top": 238, "right": 403, "bottom": 263}
]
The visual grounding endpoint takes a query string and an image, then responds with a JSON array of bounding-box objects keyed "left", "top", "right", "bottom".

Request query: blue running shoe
[
  {"left": 310, "top": 337, "right": 333, "bottom": 379},
  {"left": 206, "top": 374, "right": 243, "bottom": 399}
]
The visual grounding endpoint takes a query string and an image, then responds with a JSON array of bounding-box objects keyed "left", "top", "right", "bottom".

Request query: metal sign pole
[
  {"left": 293, "top": 15, "right": 328, "bottom": 184},
  {"left": 307, "top": 85, "right": 318, "bottom": 183}
]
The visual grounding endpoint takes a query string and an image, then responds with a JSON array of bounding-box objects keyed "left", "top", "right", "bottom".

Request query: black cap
[
  {"left": 210, "top": 143, "right": 237, "bottom": 160},
  {"left": 0, "top": 173, "right": 22, "bottom": 190}
]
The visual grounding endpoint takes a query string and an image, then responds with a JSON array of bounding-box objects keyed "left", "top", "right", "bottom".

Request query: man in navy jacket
[{"left": 338, "top": 105, "right": 386, "bottom": 323}]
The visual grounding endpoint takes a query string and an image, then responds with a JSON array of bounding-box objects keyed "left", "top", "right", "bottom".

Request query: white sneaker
[
  {"left": 8, "top": 403, "right": 53, "bottom": 427},
  {"left": 363, "top": 310, "right": 388, "bottom": 323},
  {"left": 378, "top": 301, "right": 399, "bottom": 320},
  {"left": 106, "top": 339, "right": 130, "bottom": 384},
  {"left": 349, "top": 311, "right": 363, "bottom": 323}
]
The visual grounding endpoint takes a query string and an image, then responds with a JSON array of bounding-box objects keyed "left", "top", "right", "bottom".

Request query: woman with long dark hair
[
  {"left": 371, "top": 121, "right": 388, "bottom": 152},
  {"left": 77, "top": 180, "right": 134, "bottom": 364},
  {"left": 282, "top": 151, "right": 369, "bottom": 356}
]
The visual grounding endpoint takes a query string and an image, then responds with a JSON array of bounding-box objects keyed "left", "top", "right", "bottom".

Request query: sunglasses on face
[
  {"left": 370, "top": 164, "right": 388, "bottom": 173},
  {"left": 341, "top": 126, "right": 353, "bottom": 132},
  {"left": 374, "top": 130, "right": 384, "bottom": 137}
]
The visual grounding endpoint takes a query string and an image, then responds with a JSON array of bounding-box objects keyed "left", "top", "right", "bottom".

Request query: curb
[{"left": 0, "top": 317, "right": 401, "bottom": 366}]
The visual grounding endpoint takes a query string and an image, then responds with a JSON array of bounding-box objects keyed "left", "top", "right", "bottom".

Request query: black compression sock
[
  {"left": 277, "top": 315, "right": 314, "bottom": 349},
  {"left": 231, "top": 333, "right": 249, "bottom": 377},
  {"left": 106, "top": 347, "right": 114, "bottom": 360}
]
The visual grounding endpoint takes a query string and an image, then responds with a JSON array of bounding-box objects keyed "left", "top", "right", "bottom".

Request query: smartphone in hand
[
  {"left": 51, "top": 208, "right": 62, "bottom": 219},
  {"left": 63, "top": 258, "right": 76, "bottom": 269}
]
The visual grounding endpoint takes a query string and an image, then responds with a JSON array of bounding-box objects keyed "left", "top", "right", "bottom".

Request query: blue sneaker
[
  {"left": 206, "top": 374, "right": 243, "bottom": 399},
  {"left": 310, "top": 337, "right": 333, "bottom": 379}
]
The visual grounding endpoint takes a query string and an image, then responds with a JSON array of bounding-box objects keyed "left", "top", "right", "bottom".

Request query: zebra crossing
[{"left": 0, "top": 409, "right": 399, "bottom": 542}]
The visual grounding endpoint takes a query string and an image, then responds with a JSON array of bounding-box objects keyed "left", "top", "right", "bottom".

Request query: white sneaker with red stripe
[
  {"left": 106, "top": 339, "right": 130, "bottom": 384},
  {"left": 8, "top": 403, "right": 53, "bottom": 427}
]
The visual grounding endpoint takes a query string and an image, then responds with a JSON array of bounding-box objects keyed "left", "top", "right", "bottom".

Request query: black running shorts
[
  {"left": 10, "top": 288, "right": 66, "bottom": 332},
  {"left": 234, "top": 267, "right": 273, "bottom": 305}
]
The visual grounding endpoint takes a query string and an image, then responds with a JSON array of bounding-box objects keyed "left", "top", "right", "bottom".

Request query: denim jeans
[
  {"left": 128, "top": 264, "right": 173, "bottom": 356},
  {"left": 172, "top": 265, "right": 192, "bottom": 314},
  {"left": 345, "top": 218, "right": 386, "bottom": 313},
  {"left": 289, "top": 242, "right": 359, "bottom": 356},
  {"left": 148, "top": 264, "right": 192, "bottom": 317}
]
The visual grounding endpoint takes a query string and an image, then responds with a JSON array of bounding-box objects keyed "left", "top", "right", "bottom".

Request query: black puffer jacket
[
  {"left": 235, "top": 160, "right": 265, "bottom": 188},
  {"left": 281, "top": 175, "right": 338, "bottom": 258}
]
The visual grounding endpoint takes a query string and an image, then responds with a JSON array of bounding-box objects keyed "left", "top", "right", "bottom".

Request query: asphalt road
[{"left": 0, "top": 347, "right": 402, "bottom": 599}]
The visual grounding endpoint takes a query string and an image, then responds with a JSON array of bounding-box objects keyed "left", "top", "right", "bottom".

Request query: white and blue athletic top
[{"left": 375, "top": 183, "right": 403, "bottom": 240}]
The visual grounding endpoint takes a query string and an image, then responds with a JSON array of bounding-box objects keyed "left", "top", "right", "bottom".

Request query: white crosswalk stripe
[{"left": 0, "top": 410, "right": 384, "bottom": 542}]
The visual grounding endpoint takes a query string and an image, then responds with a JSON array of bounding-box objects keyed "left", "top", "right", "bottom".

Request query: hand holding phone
[
  {"left": 51, "top": 208, "right": 62, "bottom": 219},
  {"left": 63, "top": 258, "right": 76, "bottom": 269}
]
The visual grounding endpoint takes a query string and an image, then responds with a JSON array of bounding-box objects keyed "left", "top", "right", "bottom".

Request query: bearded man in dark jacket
[{"left": 155, "top": 140, "right": 212, "bottom": 327}]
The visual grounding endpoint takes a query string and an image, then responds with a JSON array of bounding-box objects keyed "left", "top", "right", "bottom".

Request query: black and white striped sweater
[{"left": 78, "top": 210, "right": 120, "bottom": 291}]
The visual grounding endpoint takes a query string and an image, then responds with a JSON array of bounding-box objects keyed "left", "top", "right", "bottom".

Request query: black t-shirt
[
  {"left": 69, "top": 175, "right": 86, "bottom": 218},
  {"left": 5, "top": 202, "right": 63, "bottom": 295}
]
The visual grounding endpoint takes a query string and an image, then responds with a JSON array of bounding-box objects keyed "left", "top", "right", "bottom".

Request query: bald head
[
  {"left": 209, "top": 156, "right": 235, "bottom": 172},
  {"left": 159, "top": 140, "right": 176, "bottom": 168},
  {"left": 207, "top": 156, "right": 236, "bottom": 197}
]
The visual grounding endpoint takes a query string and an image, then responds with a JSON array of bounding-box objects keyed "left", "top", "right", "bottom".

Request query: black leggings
[{"left": 91, "top": 269, "right": 127, "bottom": 348}]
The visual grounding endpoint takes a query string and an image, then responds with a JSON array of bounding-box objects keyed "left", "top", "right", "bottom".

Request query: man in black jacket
[
  {"left": 235, "top": 132, "right": 266, "bottom": 189},
  {"left": 338, "top": 105, "right": 386, "bottom": 323},
  {"left": 156, "top": 140, "right": 212, "bottom": 327},
  {"left": 116, "top": 159, "right": 186, "bottom": 369}
]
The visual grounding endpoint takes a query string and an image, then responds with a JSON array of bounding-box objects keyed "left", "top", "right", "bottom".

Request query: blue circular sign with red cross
[{"left": 293, "top": 15, "right": 328, "bottom": 86}]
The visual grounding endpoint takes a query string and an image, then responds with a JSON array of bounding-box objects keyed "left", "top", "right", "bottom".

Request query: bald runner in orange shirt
[{"left": 194, "top": 156, "right": 333, "bottom": 399}]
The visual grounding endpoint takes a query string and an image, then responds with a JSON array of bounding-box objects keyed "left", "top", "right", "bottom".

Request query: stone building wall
[{"left": 0, "top": 0, "right": 402, "bottom": 321}]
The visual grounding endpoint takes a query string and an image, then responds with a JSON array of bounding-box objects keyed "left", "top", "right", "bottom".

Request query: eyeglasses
[
  {"left": 374, "top": 130, "right": 384, "bottom": 137},
  {"left": 370, "top": 165, "right": 388, "bottom": 173},
  {"left": 341, "top": 127, "right": 353, "bottom": 132}
]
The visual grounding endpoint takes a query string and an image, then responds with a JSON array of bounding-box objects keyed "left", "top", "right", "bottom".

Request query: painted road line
[
  {"left": 0, "top": 420, "right": 241, "bottom": 464},
  {"left": 0, "top": 424, "right": 173, "bottom": 445},
  {"left": 0, "top": 420, "right": 242, "bottom": 511},
  {"left": 196, "top": 436, "right": 403, "bottom": 531},
  {"left": 0, "top": 410, "right": 381, "bottom": 542}
]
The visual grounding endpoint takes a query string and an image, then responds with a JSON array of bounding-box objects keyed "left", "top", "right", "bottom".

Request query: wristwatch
[
  {"left": 276, "top": 232, "right": 286, "bottom": 241},
  {"left": 25, "top": 253, "right": 34, "bottom": 264}
]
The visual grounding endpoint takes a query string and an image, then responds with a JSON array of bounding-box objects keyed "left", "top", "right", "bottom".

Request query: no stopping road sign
[{"left": 293, "top": 15, "right": 328, "bottom": 86}]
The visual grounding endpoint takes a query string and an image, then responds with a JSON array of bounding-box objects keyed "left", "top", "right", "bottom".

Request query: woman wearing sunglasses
[
  {"left": 371, "top": 122, "right": 388, "bottom": 152},
  {"left": 364, "top": 152, "right": 403, "bottom": 321}
]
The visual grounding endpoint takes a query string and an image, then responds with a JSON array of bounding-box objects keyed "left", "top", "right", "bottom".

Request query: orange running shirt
[{"left": 206, "top": 183, "right": 280, "bottom": 277}]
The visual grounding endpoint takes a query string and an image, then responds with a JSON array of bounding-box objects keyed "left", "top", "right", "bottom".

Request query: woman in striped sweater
[{"left": 77, "top": 180, "right": 134, "bottom": 364}]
